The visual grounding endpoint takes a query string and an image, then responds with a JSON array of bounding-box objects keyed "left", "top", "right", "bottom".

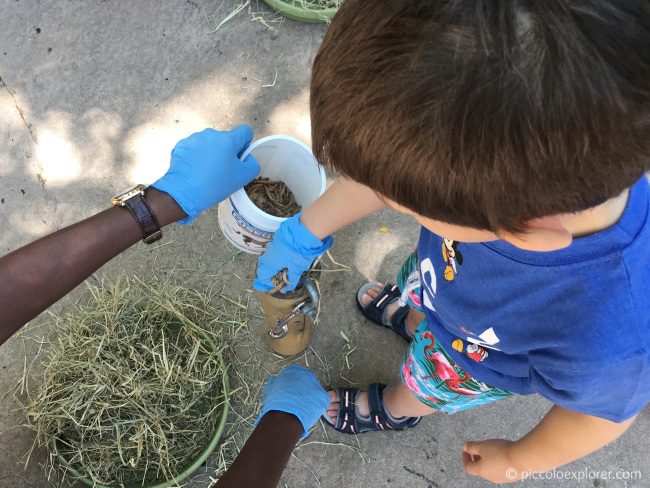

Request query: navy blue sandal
[
  {"left": 356, "top": 282, "right": 412, "bottom": 341},
  {"left": 323, "top": 383, "right": 421, "bottom": 434}
]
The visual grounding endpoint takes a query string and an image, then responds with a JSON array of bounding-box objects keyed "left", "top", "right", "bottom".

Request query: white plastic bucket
[{"left": 218, "top": 135, "right": 326, "bottom": 254}]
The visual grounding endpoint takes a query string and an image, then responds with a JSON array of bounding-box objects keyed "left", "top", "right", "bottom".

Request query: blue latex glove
[
  {"left": 151, "top": 125, "right": 260, "bottom": 224},
  {"left": 253, "top": 213, "right": 333, "bottom": 292},
  {"left": 256, "top": 364, "right": 330, "bottom": 439}
]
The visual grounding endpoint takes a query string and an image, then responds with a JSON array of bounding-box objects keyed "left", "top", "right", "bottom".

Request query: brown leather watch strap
[{"left": 123, "top": 192, "right": 163, "bottom": 244}]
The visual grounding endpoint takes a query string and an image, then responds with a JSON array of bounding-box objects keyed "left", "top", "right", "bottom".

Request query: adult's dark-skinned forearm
[
  {"left": 0, "top": 188, "right": 186, "bottom": 346},
  {"left": 215, "top": 411, "right": 303, "bottom": 488}
]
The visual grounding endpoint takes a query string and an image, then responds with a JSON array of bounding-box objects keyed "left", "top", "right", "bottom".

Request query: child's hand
[
  {"left": 462, "top": 439, "right": 520, "bottom": 484},
  {"left": 152, "top": 126, "right": 260, "bottom": 224},
  {"left": 254, "top": 214, "right": 333, "bottom": 292}
]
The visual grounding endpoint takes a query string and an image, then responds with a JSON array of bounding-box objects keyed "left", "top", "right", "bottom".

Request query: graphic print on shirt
[
  {"left": 420, "top": 241, "right": 502, "bottom": 360},
  {"left": 452, "top": 338, "right": 489, "bottom": 362},
  {"left": 420, "top": 257, "right": 438, "bottom": 311},
  {"left": 453, "top": 326, "right": 502, "bottom": 353},
  {"left": 441, "top": 238, "right": 463, "bottom": 281},
  {"left": 467, "top": 327, "right": 502, "bottom": 351}
]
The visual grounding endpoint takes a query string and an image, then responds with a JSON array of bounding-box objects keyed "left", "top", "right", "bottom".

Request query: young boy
[{"left": 254, "top": 0, "right": 650, "bottom": 483}]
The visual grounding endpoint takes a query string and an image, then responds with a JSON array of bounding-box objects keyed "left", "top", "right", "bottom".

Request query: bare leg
[
  {"left": 405, "top": 308, "right": 425, "bottom": 335},
  {"left": 328, "top": 286, "right": 431, "bottom": 424},
  {"left": 383, "top": 383, "right": 435, "bottom": 417}
]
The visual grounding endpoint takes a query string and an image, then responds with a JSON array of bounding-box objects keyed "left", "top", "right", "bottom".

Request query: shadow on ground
[{"left": 0, "top": 2, "right": 648, "bottom": 488}]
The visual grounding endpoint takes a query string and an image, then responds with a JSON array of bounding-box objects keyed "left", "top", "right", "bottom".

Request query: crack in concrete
[
  {"left": 403, "top": 466, "right": 441, "bottom": 488},
  {"left": 0, "top": 74, "right": 37, "bottom": 145},
  {"left": 0, "top": 74, "right": 47, "bottom": 189}
]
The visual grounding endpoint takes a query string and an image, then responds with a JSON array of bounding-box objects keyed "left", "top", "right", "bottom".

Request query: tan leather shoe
[
  {"left": 258, "top": 272, "right": 319, "bottom": 356},
  {"left": 259, "top": 290, "right": 314, "bottom": 355}
]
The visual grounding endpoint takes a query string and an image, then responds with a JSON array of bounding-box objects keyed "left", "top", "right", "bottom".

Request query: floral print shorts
[{"left": 397, "top": 252, "right": 511, "bottom": 413}]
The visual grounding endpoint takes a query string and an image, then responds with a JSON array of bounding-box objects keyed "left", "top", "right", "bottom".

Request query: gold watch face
[{"left": 112, "top": 184, "right": 148, "bottom": 206}]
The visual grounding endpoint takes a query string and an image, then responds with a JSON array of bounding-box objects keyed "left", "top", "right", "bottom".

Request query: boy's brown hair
[{"left": 311, "top": 0, "right": 650, "bottom": 232}]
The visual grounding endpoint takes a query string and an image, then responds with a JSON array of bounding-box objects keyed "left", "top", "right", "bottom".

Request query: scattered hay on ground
[{"left": 14, "top": 248, "right": 365, "bottom": 487}]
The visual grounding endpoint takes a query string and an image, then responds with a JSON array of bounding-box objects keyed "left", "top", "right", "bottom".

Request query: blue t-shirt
[{"left": 417, "top": 177, "right": 650, "bottom": 422}]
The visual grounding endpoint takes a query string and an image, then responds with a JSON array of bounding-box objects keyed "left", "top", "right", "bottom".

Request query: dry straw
[
  {"left": 17, "top": 249, "right": 365, "bottom": 487},
  {"left": 22, "top": 277, "right": 245, "bottom": 487},
  {"left": 294, "top": 0, "right": 342, "bottom": 9}
]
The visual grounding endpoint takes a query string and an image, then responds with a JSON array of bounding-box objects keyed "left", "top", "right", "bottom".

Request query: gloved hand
[
  {"left": 256, "top": 364, "right": 330, "bottom": 439},
  {"left": 253, "top": 213, "right": 333, "bottom": 292},
  {"left": 152, "top": 125, "right": 260, "bottom": 224}
]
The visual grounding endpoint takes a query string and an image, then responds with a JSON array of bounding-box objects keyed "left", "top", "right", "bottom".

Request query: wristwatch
[{"left": 112, "top": 184, "right": 163, "bottom": 244}]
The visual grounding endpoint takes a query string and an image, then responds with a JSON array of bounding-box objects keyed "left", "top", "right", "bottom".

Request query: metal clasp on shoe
[
  {"left": 268, "top": 278, "right": 320, "bottom": 340},
  {"left": 269, "top": 300, "right": 309, "bottom": 339}
]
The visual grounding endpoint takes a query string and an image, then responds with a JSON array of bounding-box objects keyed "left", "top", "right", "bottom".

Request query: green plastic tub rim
[
  {"left": 263, "top": 0, "right": 338, "bottom": 23},
  {"left": 50, "top": 330, "right": 230, "bottom": 488}
]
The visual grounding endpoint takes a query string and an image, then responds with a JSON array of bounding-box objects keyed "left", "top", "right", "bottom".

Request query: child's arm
[
  {"left": 254, "top": 177, "right": 384, "bottom": 291},
  {"left": 300, "top": 177, "right": 385, "bottom": 239},
  {"left": 462, "top": 405, "right": 637, "bottom": 484}
]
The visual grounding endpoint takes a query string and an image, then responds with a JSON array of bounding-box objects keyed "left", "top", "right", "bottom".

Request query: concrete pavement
[{"left": 1, "top": 1, "right": 648, "bottom": 487}]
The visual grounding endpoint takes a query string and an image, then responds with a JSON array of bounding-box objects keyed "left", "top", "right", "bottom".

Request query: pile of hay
[{"left": 25, "top": 277, "right": 244, "bottom": 487}]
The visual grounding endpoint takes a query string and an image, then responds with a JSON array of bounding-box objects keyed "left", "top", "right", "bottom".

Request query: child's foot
[
  {"left": 326, "top": 389, "right": 370, "bottom": 420},
  {"left": 322, "top": 384, "right": 421, "bottom": 434},
  {"left": 357, "top": 283, "right": 423, "bottom": 339},
  {"left": 359, "top": 285, "right": 403, "bottom": 323}
]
